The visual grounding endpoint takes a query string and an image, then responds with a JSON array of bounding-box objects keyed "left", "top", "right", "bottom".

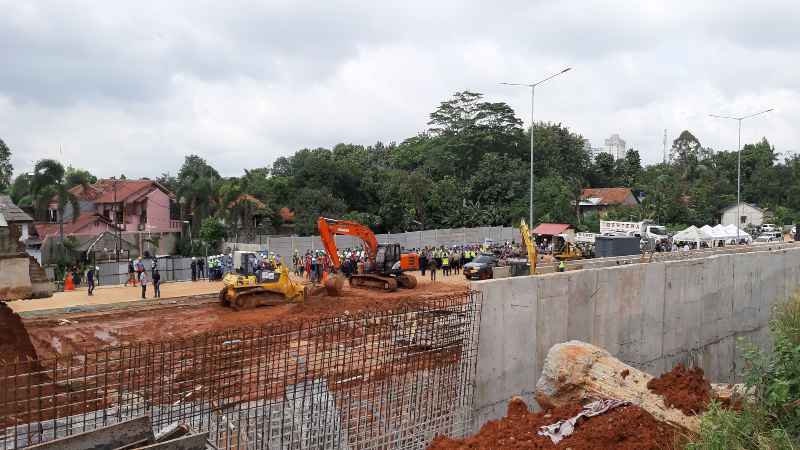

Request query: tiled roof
[
  {"left": 0, "top": 195, "right": 33, "bottom": 222},
  {"left": 532, "top": 223, "right": 572, "bottom": 236},
  {"left": 580, "top": 188, "right": 635, "bottom": 206},
  {"left": 66, "top": 179, "right": 173, "bottom": 204},
  {"left": 34, "top": 213, "right": 119, "bottom": 239}
]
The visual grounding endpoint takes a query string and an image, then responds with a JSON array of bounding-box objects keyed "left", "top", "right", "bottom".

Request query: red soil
[
  {"left": 22, "top": 276, "right": 468, "bottom": 359},
  {"left": 428, "top": 398, "right": 679, "bottom": 450},
  {"left": 647, "top": 364, "right": 711, "bottom": 415},
  {"left": 0, "top": 302, "right": 38, "bottom": 365}
]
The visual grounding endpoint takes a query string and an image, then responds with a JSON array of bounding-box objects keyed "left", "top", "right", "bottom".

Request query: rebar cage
[{"left": 1, "top": 292, "right": 481, "bottom": 449}]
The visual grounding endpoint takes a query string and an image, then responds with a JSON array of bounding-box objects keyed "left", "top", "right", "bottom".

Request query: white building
[
  {"left": 604, "top": 134, "right": 627, "bottom": 160},
  {"left": 721, "top": 203, "right": 766, "bottom": 229}
]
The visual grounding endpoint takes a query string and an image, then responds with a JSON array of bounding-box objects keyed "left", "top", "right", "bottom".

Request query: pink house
[{"left": 37, "top": 179, "right": 182, "bottom": 240}]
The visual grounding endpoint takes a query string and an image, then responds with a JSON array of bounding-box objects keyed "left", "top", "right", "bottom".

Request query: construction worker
[
  {"left": 126, "top": 259, "right": 137, "bottom": 287},
  {"left": 441, "top": 254, "right": 450, "bottom": 276},
  {"left": 428, "top": 256, "right": 437, "bottom": 282},
  {"left": 558, "top": 260, "right": 566, "bottom": 272}
]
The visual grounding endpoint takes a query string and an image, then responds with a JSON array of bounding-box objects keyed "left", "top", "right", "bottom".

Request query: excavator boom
[
  {"left": 519, "top": 219, "right": 537, "bottom": 274},
  {"left": 317, "top": 217, "right": 378, "bottom": 271}
]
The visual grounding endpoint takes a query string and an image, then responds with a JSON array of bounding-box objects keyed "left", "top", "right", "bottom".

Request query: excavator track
[
  {"left": 395, "top": 274, "right": 418, "bottom": 289},
  {"left": 349, "top": 274, "right": 398, "bottom": 292}
]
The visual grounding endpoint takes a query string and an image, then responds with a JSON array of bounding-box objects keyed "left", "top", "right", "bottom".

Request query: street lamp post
[
  {"left": 709, "top": 108, "right": 773, "bottom": 243},
  {"left": 501, "top": 67, "right": 572, "bottom": 228}
]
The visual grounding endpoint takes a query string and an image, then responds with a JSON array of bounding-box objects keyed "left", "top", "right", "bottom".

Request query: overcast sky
[{"left": 3, "top": 0, "right": 799, "bottom": 178}]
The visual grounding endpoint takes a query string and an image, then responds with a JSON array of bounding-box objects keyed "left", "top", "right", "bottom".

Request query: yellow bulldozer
[{"left": 219, "top": 267, "right": 308, "bottom": 311}]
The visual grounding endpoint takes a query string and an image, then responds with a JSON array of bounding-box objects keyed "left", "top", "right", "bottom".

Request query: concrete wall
[
  {"left": 0, "top": 256, "right": 33, "bottom": 300},
  {"left": 224, "top": 225, "right": 520, "bottom": 256},
  {"left": 473, "top": 245, "right": 800, "bottom": 428}
]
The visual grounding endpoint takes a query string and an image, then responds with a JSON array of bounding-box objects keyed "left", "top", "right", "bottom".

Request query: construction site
[{"left": 2, "top": 205, "right": 800, "bottom": 449}]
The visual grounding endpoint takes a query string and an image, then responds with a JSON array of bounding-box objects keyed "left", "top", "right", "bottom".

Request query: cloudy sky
[{"left": 2, "top": 0, "right": 799, "bottom": 178}]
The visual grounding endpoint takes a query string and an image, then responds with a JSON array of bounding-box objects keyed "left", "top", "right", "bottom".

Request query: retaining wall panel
[
  {"left": 566, "top": 270, "right": 598, "bottom": 345},
  {"left": 535, "top": 274, "right": 569, "bottom": 377}
]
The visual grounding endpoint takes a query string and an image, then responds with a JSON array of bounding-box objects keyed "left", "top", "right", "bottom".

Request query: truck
[
  {"left": 599, "top": 220, "right": 667, "bottom": 239},
  {"left": 599, "top": 220, "right": 668, "bottom": 251}
]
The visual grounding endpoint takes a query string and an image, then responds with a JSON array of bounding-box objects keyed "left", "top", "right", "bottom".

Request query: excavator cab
[{"left": 376, "top": 243, "right": 401, "bottom": 274}]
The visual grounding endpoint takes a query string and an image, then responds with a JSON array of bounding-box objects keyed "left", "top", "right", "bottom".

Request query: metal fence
[
  {"left": 94, "top": 257, "right": 199, "bottom": 286},
  {"left": 225, "top": 226, "right": 519, "bottom": 255},
  {"left": 1, "top": 292, "right": 481, "bottom": 449}
]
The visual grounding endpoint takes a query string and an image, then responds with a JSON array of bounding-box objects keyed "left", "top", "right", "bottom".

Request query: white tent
[
  {"left": 724, "top": 224, "right": 751, "bottom": 242},
  {"left": 673, "top": 225, "right": 714, "bottom": 244},
  {"left": 700, "top": 225, "right": 729, "bottom": 245},
  {"left": 712, "top": 224, "right": 734, "bottom": 240}
]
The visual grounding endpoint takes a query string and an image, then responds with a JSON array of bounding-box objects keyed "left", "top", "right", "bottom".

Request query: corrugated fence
[{"left": 224, "top": 226, "right": 519, "bottom": 255}]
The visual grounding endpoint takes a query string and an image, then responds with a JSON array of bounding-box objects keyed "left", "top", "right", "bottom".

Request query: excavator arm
[
  {"left": 519, "top": 219, "right": 537, "bottom": 274},
  {"left": 317, "top": 217, "right": 379, "bottom": 272}
]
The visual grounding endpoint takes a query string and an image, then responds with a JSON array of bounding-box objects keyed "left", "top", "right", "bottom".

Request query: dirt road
[{"left": 21, "top": 273, "right": 469, "bottom": 360}]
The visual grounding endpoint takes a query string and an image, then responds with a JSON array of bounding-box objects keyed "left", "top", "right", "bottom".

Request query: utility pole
[{"left": 662, "top": 129, "right": 667, "bottom": 164}]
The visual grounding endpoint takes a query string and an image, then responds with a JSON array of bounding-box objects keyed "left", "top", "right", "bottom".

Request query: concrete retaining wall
[{"left": 473, "top": 245, "right": 800, "bottom": 428}]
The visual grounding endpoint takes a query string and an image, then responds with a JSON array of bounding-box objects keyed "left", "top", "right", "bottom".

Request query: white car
[
  {"left": 761, "top": 223, "right": 778, "bottom": 233},
  {"left": 754, "top": 233, "right": 781, "bottom": 243}
]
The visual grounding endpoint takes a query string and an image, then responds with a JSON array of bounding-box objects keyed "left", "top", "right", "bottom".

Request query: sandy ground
[
  {"left": 20, "top": 271, "right": 470, "bottom": 360},
  {"left": 9, "top": 280, "right": 226, "bottom": 313}
]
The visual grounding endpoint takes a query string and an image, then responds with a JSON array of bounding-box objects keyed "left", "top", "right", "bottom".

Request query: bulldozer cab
[{"left": 258, "top": 268, "right": 282, "bottom": 284}]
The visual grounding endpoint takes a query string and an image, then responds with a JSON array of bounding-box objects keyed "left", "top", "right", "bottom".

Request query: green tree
[
  {"left": 10, "top": 173, "right": 33, "bottom": 207},
  {"left": 30, "top": 159, "right": 90, "bottom": 257},
  {"left": 0, "top": 138, "right": 13, "bottom": 192},
  {"left": 65, "top": 166, "right": 97, "bottom": 188},
  {"left": 670, "top": 130, "right": 703, "bottom": 180},
  {"left": 199, "top": 217, "right": 226, "bottom": 251},
  {"left": 176, "top": 155, "right": 221, "bottom": 235},
  {"left": 589, "top": 152, "right": 616, "bottom": 187}
]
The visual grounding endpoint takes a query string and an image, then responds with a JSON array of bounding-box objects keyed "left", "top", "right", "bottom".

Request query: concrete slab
[{"left": 566, "top": 269, "right": 597, "bottom": 344}]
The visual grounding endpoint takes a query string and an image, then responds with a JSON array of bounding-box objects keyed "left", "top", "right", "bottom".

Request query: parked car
[
  {"left": 760, "top": 223, "right": 778, "bottom": 233},
  {"left": 463, "top": 254, "right": 497, "bottom": 280},
  {"left": 754, "top": 232, "right": 781, "bottom": 243}
]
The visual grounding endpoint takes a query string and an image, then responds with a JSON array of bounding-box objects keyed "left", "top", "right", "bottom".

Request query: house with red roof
[
  {"left": 35, "top": 179, "right": 182, "bottom": 262},
  {"left": 577, "top": 187, "right": 639, "bottom": 217}
]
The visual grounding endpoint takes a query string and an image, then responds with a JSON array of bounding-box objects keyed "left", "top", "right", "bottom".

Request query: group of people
[
  {"left": 293, "top": 250, "right": 337, "bottom": 282},
  {"left": 125, "top": 257, "right": 161, "bottom": 299}
]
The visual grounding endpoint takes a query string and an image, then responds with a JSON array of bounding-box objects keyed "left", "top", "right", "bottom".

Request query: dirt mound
[
  {"left": 428, "top": 398, "right": 679, "bottom": 449},
  {"left": 0, "top": 302, "right": 37, "bottom": 365},
  {"left": 647, "top": 364, "right": 711, "bottom": 415}
]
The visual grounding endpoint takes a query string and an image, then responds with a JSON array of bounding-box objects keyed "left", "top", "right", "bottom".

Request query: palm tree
[
  {"left": 30, "top": 159, "right": 90, "bottom": 252},
  {"left": 176, "top": 156, "right": 221, "bottom": 235}
]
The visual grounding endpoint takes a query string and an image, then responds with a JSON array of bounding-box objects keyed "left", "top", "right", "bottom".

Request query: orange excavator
[{"left": 317, "top": 217, "right": 419, "bottom": 296}]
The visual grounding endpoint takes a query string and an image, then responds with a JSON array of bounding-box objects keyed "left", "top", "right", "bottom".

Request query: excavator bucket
[{"left": 324, "top": 273, "right": 345, "bottom": 296}]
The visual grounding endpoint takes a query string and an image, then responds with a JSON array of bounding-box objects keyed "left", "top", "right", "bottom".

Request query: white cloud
[{"left": 2, "top": 0, "right": 799, "bottom": 178}]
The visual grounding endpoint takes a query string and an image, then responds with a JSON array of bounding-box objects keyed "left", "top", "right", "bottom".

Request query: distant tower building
[
  {"left": 604, "top": 134, "right": 627, "bottom": 160},
  {"left": 583, "top": 140, "right": 603, "bottom": 160}
]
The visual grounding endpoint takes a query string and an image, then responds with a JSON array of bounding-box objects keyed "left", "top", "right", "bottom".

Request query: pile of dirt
[
  {"left": 428, "top": 398, "right": 679, "bottom": 450},
  {"left": 647, "top": 364, "right": 711, "bottom": 415},
  {"left": 0, "top": 302, "right": 38, "bottom": 366}
]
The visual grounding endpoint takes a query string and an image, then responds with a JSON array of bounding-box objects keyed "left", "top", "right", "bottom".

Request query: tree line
[{"left": 4, "top": 91, "right": 800, "bottom": 243}]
